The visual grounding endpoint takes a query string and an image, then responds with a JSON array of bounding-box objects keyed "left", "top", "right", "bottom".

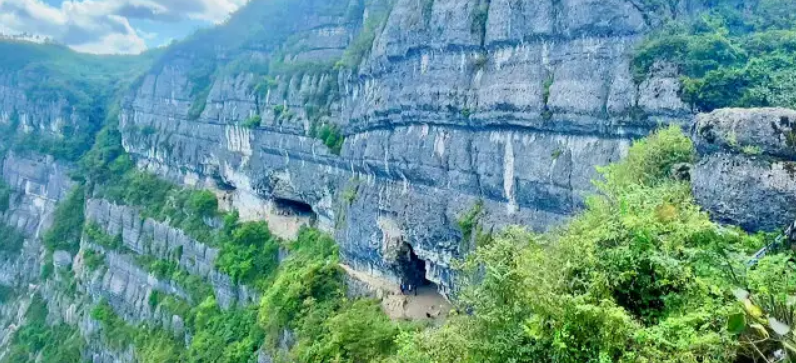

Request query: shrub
[
  {"left": 273, "top": 104, "right": 286, "bottom": 117},
  {"left": 242, "top": 114, "right": 262, "bottom": 129},
  {"left": 187, "top": 297, "right": 265, "bottom": 363},
  {"left": 43, "top": 186, "right": 86, "bottom": 255},
  {"left": 316, "top": 123, "right": 345, "bottom": 155},
  {"left": 216, "top": 221, "right": 279, "bottom": 285},
  {"left": 187, "top": 190, "right": 219, "bottom": 218}
]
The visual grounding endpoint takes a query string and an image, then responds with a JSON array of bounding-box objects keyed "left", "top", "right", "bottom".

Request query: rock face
[
  {"left": 82, "top": 249, "right": 189, "bottom": 332},
  {"left": 0, "top": 73, "right": 89, "bottom": 140},
  {"left": 120, "top": 0, "right": 693, "bottom": 294},
  {"left": 693, "top": 108, "right": 796, "bottom": 232},
  {"left": 0, "top": 152, "right": 76, "bottom": 359},
  {"left": 0, "top": 152, "right": 73, "bottom": 288},
  {"left": 84, "top": 199, "right": 258, "bottom": 308},
  {"left": 1, "top": 151, "right": 74, "bottom": 239}
]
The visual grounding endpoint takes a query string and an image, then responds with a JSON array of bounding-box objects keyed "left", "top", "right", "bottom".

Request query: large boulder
[{"left": 693, "top": 108, "right": 796, "bottom": 232}]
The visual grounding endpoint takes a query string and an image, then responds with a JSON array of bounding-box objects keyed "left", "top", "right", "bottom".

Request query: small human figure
[
  {"left": 407, "top": 283, "right": 413, "bottom": 295},
  {"left": 400, "top": 282, "right": 406, "bottom": 295},
  {"left": 414, "top": 284, "right": 418, "bottom": 296}
]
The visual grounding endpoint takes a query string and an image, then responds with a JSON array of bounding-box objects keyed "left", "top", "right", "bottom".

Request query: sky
[{"left": 0, "top": 0, "right": 249, "bottom": 54}]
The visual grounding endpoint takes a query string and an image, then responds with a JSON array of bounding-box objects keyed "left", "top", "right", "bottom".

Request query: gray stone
[
  {"left": 53, "top": 250, "right": 72, "bottom": 269},
  {"left": 693, "top": 108, "right": 796, "bottom": 232},
  {"left": 117, "top": 0, "right": 696, "bottom": 295},
  {"left": 695, "top": 108, "right": 796, "bottom": 159}
]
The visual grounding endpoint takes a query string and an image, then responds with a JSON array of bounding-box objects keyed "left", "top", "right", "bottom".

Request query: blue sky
[{"left": 0, "top": 0, "right": 249, "bottom": 54}]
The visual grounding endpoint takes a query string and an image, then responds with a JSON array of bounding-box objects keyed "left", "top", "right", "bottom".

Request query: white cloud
[
  {"left": 0, "top": 0, "right": 249, "bottom": 54},
  {"left": 70, "top": 30, "right": 147, "bottom": 54}
]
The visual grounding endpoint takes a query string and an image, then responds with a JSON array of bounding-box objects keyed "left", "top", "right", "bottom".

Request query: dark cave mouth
[
  {"left": 273, "top": 197, "right": 315, "bottom": 216},
  {"left": 398, "top": 243, "right": 432, "bottom": 288}
]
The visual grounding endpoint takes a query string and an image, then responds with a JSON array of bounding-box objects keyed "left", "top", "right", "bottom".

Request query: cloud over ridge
[{"left": 0, "top": 0, "right": 248, "bottom": 54}]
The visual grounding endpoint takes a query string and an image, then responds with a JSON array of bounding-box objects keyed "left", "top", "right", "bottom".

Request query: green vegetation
[
  {"left": 741, "top": 144, "right": 763, "bottom": 155},
  {"left": 74, "top": 227, "right": 401, "bottom": 363},
  {"left": 551, "top": 148, "right": 563, "bottom": 160},
  {"left": 0, "top": 223, "right": 25, "bottom": 255},
  {"left": 136, "top": 255, "right": 214, "bottom": 304},
  {"left": 258, "top": 228, "right": 405, "bottom": 362},
  {"left": 457, "top": 200, "right": 489, "bottom": 252},
  {"left": 381, "top": 126, "right": 793, "bottom": 362},
  {"left": 215, "top": 214, "right": 279, "bottom": 286},
  {"left": 84, "top": 223, "right": 124, "bottom": 250},
  {"left": 634, "top": 0, "right": 796, "bottom": 111},
  {"left": 273, "top": 104, "right": 286, "bottom": 118},
  {"left": 0, "top": 40, "right": 158, "bottom": 161},
  {"left": 99, "top": 170, "right": 280, "bottom": 288},
  {"left": 252, "top": 76, "right": 279, "bottom": 97},
  {"left": 91, "top": 300, "right": 184, "bottom": 362},
  {"left": 338, "top": 5, "right": 391, "bottom": 69},
  {"left": 11, "top": 122, "right": 796, "bottom": 363},
  {"left": 186, "top": 298, "right": 263, "bottom": 362},
  {"left": 101, "top": 171, "right": 218, "bottom": 243},
  {"left": 315, "top": 123, "right": 345, "bottom": 155},
  {"left": 0, "top": 285, "right": 15, "bottom": 304},
  {"left": 82, "top": 248, "right": 106, "bottom": 272},
  {"left": 0, "top": 180, "right": 11, "bottom": 212},
  {"left": 242, "top": 114, "right": 262, "bottom": 128},
  {"left": 42, "top": 186, "right": 85, "bottom": 254},
  {"left": 4, "top": 294, "right": 84, "bottom": 363}
]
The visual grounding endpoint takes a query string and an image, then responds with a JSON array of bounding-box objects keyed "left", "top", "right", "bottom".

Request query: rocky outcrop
[
  {"left": 0, "top": 73, "right": 89, "bottom": 140},
  {"left": 693, "top": 108, "right": 796, "bottom": 232},
  {"left": 1, "top": 151, "right": 74, "bottom": 238},
  {"left": 84, "top": 199, "right": 257, "bottom": 308},
  {"left": 0, "top": 152, "right": 73, "bottom": 288},
  {"left": 120, "top": 0, "right": 693, "bottom": 294}
]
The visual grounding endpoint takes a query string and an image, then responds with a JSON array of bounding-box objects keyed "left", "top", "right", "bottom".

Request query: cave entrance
[
  {"left": 268, "top": 197, "right": 317, "bottom": 240},
  {"left": 273, "top": 198, "right": 315, "bottom": 217},
  {"left": 397, "top": 243, "right": 432, "bottom": 290}
]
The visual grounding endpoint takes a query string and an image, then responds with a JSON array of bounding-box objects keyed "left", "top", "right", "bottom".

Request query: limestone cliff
[{"left": 119, "top": 0, "right": 694, "bottom": 294}]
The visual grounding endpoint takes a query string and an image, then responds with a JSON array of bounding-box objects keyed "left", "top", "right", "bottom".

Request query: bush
[
  {"left": 43, "top": 186, "right": 86, "bottom": 255},
  {"left": 303, "top": 300, "right": 400, "bottom": 362},
  {"left": 187, "top": 190, "right": 219, "bottom": 218},
  {"left": 596, "top": 125, "right": 694, "bottom": 192},
  {"left": 242, "top": 114, "right": 262, "bottom": 129},
  {"left": 82, "top": 248, "right": 105, "bottom": 271},
  {"left": 316, "top": 123, "right": 345, "bottom": 155},
  {"left": 216, "top": 221, "right": 279, "bottom": 285},
  {"left": 187, "top": 297, "right": 265, "bottom": 363},
  {"left": 84, "top": 223, "right": 124, "bottom": 250}
]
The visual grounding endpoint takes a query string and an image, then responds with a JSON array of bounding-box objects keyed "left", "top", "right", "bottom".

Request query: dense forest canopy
[{"left": 635, "top": 0, "right": 796, "bottom": 111}]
